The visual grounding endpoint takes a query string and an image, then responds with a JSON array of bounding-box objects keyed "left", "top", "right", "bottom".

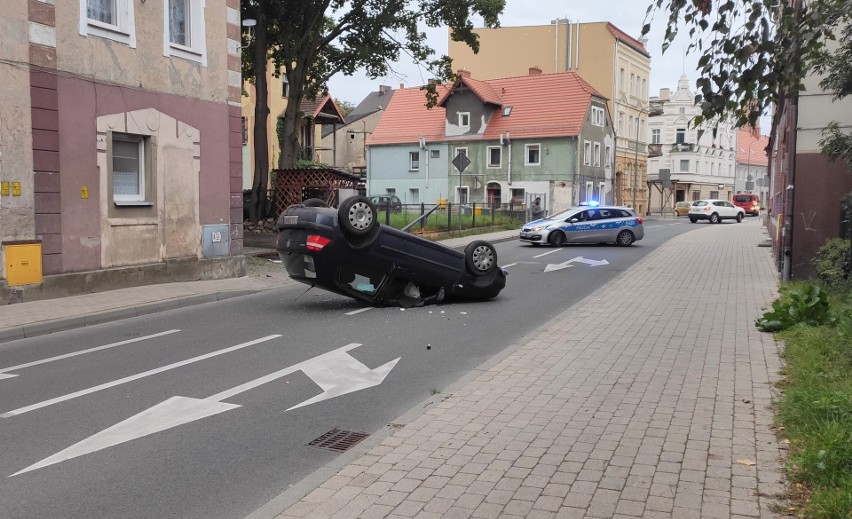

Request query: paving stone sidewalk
[{"left": 271, "top": 221, "right": 787, "bottom": 519}]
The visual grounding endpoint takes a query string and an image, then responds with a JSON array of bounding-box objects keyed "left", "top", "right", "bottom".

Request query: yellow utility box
[{"left": 4, "top": 242, "right": 43, "bottom": 286}]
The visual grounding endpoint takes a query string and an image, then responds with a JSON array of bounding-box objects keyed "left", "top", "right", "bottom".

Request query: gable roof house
[
  {"left": 366, "top": 69, "right": 614, "bottom": 214},
  {"left": 1, "top": 0, "right": 242, "bottom": 303}
]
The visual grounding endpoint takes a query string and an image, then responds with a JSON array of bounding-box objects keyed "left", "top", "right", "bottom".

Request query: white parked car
[{"left": 688, "top": 199, "right": 745, "bottom": 224}]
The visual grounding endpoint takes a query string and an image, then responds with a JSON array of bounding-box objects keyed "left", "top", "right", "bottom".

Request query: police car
[{"left": 519, "top": 202, "right": 645, "bottom": 247}]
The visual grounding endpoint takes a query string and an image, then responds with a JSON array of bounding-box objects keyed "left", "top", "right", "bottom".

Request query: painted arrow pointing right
[
  {"left": 544, "top": 256, "right": 610, "bottom": 273},
  {"left": 11, "top": 343, "right": 399, "bottom": 477}
]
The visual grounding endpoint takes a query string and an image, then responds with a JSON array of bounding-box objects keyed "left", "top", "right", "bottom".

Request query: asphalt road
[{"left": 0, "top": 218, "right": 705, "bottom": 519}]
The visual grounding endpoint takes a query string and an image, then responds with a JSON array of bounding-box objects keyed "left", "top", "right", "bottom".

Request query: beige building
[
  {"left": 449, "top": 21, "right": 652, "bottom": 212},
  {"left": 1, "top": 0, "right": 242, "bottom": 302},
  {"left": 242, "top": 69, "right": 290, "bottom": 189}
]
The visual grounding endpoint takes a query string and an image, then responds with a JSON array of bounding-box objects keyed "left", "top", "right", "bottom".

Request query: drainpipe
[
  {"left": 782, "top": 93, "right": 798, "bottom": 282},
  {"left": 506, "top": 132, "right": 512, "bottom": 185}
]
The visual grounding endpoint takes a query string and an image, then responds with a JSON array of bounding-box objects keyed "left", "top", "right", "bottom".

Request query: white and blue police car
[{"left": 519, "top": 202, "right": 645, "bottom": 247}]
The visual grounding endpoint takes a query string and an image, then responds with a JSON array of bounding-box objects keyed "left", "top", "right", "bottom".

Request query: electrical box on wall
[
  {"left": 4, "top": 242, "right": 43, "bottom": 286},
  {"left": 201, "top": 225, "right": 230, "bottom": 258}
]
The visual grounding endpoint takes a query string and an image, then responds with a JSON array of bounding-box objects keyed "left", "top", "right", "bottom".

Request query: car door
[{"left": 568, "top": 209, "right": 604, "bottom": 243}]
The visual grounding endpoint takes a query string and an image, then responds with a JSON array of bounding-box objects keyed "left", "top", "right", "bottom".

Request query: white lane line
[
  {"left": 533, "top": 249, "right": 561, "bottom": 258},
  {"left": 502, "top": 262, "right": 518, "bottom": 268},
  {"left": 345, "top": 307, "right": 373, "bottom": 316},
  {"left": 0, "top": 330, "right": 181, "bottom": 381},
  {"left": 0, "top": 335, "right": 281, "bottom": 418}
]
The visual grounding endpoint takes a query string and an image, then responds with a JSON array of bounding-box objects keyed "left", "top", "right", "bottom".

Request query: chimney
[
  {"left": 399, "top": 83, "right": 405, "bottom": 89},
  {"left": 529, "top": 66, "right": 543, "bottom": 76},
  {"left": 378, "top": 85, "right": 391, "bottom": 95},
  {"left": 659, "top": 88, "right": 670, "bottom": 101},
  {"left": 457, "top": 69, "right": 471, "bottom": 79}
]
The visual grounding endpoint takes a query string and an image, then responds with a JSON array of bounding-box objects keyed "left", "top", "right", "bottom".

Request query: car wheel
[
  {"left": 338, "top": 196, "right": 378, "bottom": 237},
  {"left": 464, "top": 240, "right": 498, "bottom": 276},
  {"left": 616, "top": 230, "right": 635, "bottom": 247},
  {"left": 302, "top": 198, "right": 328, "bottom": 208},
  {"left": 736, "top": 213, "right": 743, "bottom": 223},
  {"left": 709, "top": 213, "right": 720, "bottom": 224},
  {"left": 548, "top": 231, "right": 566, "bottom": 247},
  {"left": 689, "top": 217, "right": 697, "bottom": 223}
]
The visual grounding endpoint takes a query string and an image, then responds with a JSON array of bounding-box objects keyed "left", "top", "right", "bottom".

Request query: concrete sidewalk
[{"left": 261, "top": 220, "right": 787, "bottom": 519}]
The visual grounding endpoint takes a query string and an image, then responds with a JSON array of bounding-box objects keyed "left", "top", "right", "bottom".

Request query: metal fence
[{"left": 372, "top": 200, "right": 529, "bottom": 233}]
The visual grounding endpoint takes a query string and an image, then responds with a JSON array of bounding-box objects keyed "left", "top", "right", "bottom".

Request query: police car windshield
[{"left": 548, "top": 207, "right": 582, "bottom": 221}]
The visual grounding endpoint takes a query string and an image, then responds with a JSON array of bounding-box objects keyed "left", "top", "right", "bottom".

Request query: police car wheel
[
  {"left": 548, "top": 231, "right": 566, "bottom": 247},
  {"left": 616, "top": 230, "right": 635, "bottom": 247}
]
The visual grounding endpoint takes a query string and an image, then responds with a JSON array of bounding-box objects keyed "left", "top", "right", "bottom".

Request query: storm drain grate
[{"left": 308, "top": 428, "right": 369, "bottom": 452}]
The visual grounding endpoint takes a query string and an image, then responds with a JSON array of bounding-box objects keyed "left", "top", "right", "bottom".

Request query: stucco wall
[{"left": 367, "top": 144, "right": 450, "bottom": 204}]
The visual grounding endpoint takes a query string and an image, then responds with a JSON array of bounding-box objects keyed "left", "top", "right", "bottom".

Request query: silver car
[{"left": 519, "top": 205, "right": 645, "bottom": 247}]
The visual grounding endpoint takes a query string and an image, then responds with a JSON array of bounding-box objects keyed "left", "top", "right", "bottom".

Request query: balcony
[
  {"left": 648, "top": 144, "right": 663, "bottom": 158},
  {"left": 670, "top": 143, "right": 695, "bottom": 153}
]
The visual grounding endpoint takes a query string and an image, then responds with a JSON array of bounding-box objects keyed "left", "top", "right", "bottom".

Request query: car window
[
  {"left": 339, "top": 263, "right": 385, "bottom": 295},
  {"left": 695, "top": 201, "right": 709, "bottom": 207}
]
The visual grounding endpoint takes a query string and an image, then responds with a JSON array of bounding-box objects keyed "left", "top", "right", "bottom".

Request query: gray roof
[{"left": 322, "top": 87, "right": 395, "bottom": 138}]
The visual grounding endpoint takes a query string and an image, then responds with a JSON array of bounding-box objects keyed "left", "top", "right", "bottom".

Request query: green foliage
[
  {"left": 775, "top": 302, "right": 852, "bottom": 518},
  {"left": 643, "top": 0, "right": 852, "bottom": 142},
  {"left": 813, "top": 237, "right": 852, "bottom": 292},
  {"left": 334, "top": 98, "right": 355, "bottom": 117},
  {"left": 755, "top": 283, "right": 835, "bottom": 332}
]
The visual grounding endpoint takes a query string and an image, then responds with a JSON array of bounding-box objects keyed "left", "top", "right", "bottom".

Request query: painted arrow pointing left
[{"left": 11, "top": 343, "right": 400, "bottom": 477}]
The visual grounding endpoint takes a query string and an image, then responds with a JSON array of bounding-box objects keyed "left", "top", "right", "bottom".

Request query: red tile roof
[
  {"left": 606, "top": 23, "right": 650, "bottom": 58},
  {"left": 736, "top": 129, "right": 769, "bottom": 166},
  {"left": 369, "top": 72, "right": 606, "bottom": 145}
]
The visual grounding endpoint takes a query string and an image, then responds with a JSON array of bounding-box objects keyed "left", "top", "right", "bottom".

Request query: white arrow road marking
[
  {"left": 0, "top": 335, "right": 281, "bottom": 418},
  {"left": 10, "top": 343, "right": 399, "bottom": 476},
  {"left": 544, "top": 256, "right": 610, "bottom": 273},
  {"left": 533, "top": 249, "right": 562, "bottom": 259},
  {"left": 0, "top": 330, "right": 181, "bottom": 381}
]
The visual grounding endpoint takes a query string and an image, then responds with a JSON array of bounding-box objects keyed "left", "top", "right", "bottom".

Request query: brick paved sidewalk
[{"left": 271, "top": 221, "right": 787, "bottom": 519}]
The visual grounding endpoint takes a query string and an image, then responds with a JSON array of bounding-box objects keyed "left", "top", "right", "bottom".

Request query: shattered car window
[{"left": 339, "top": 264, "right": 385, "bottom": 295}]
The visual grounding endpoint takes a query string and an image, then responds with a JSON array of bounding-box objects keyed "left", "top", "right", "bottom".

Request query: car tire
[
  {"left": 302, "top": 198, "right": 328, "bottom": 208},
  {"left": 464, "top": 240, "right": 498, "bottom": 276},
  {"left": 338, "top": 196, "right": 378, "bottom": 237},
  {"left": 709, "top": 213, "right": 720, "bottom": 224},
  {"left": 689, "top": 217, "right": 697, "bottom": 223},
  {"left": 548, "top": 231, "right": 566, "bottom": 247},
  {"left": 616, "top": 230, "right": 635, "bottom": 247},
  {"left": 736, "top": 213, "right": 743, "bottom": 223}
]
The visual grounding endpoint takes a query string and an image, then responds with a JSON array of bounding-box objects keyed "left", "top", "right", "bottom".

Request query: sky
[{"left": 327, "top": 1, "right": 701, "bottom": 106}]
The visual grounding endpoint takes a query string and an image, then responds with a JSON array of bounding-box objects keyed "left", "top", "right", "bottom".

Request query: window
[
  {"left": 710, "top": 191, "right": 719, "bottom": 199},
  {"left": 282, "top": 77, "right": 290, "bottom": 98},
  {"left": 430, "top": 149, "right": 440, "bottom": 159},
  {"left": 593, "top": 143, "right": 601, "bottom": 167},
  {"left": 164, "top": 0, "right": 207, "bottom": 64},
  {"left": 112, "top": 133, "right": 146, "bottom": 203},
  {"left": 525, "top": 144, "right": 540, "bottom": 165},
  {"left": 628, "top": 116, "right": 634, "bottom": 136},
  {"left": 409, "top": 151, "right": 420, "bottom": 171},
  {"left": 630, "top": 73, "right": 635, "bottom": 96},
  {"left": 502, "top": 106, "right": 513, "bottom": 116},
  {"left": 619, "top": 68, "right": 625, "bottom": 92},
  {"left": 692, "top": 190, "right": 701, "bottom": 201},
  {"left": 676, "top": 128, "right": 686, "bottom": 144},
  {"left": 510, "top": 188, "right": 525, "bottom": 204},
  {"left": 456, "top": 186, "right": 469, "bottom": 204},
  {"left": 583, "top": 140, "right": 591, "bottom": 165},
  {"left": 591, "top": 106, "right": 605, "bottom": 126},
  {"left": 409, "top": 188, "right": 420, "bottom": 204},
  {"left": 697, "top": 129, "right": 705, "bottom": 144},
  {"left": 679, "top": 159, "right": 690, "bottom": 172},
  {"left": 651, "top": 128, "right": 660, "bottom": 144},
  {"left": 605, "top": 145, "right": 612, "bottom": 167},
  {"left": 487, "top": 146, "right": 502, "bottom": 168},
  {"left": 458, "top": 112, "right": 470, "bottom": 130},
  {"left": 241, "top": 117, "right": 248, "bottom": 145},
  {"left": 618, "top": 112, "right": 624, "bottom": 134},
  {"left": 641, "top": 78, "right": 647, "bottom": 98},
  {"left": 386, "top": 188, "right": 396, "bottom": 196},
  {"left": 80, "top": 0, "right": 137, "bottom": 47}
]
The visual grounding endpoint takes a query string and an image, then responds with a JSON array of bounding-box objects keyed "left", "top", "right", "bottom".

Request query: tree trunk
[
  {"left": 280, "top": 70, "right": 304, "bottom": 170},
  {"left": 249, "top": 11, "right": 270, "bottom": 223}
]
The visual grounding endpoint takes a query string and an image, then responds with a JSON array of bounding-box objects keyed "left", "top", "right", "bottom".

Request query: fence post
[
  {"left": 447, "top": 202, "right": 452, "bottom": 231},
  {"left": 472, "top": 202, "right": 476, "bottom": 228},
  {"left": 420, "top": 203, "right": 425, "bottom": 233}
]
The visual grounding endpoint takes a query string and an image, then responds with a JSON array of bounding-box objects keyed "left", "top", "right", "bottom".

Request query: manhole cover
[{"left": 308, "top": 428, "right": 369, "bottom": 452}]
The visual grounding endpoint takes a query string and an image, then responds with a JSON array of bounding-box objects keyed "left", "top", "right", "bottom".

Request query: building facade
[
  {"left": 448, "top": 21, "right": 651, "bottom": 213},
  {"left": 735, "top": 126, "right": 770, "bottom": 202},
  {"left": 646, "top": 76, "right": 738, "bottom": 213},
  {"left": 1, "top": 0, "right": 243, "bottom": 302},
  {"left": 367, "top": 70, "right": 615, "bottom": 215}
]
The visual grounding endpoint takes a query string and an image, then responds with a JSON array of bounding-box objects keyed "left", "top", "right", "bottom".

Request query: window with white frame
[
  {"left": 651, "top": 128, "right": 660, "bottom": 144},
  {"left": 487, "top": 146, "right": 502, "bottom": 168},
  {"left": 164, "top": 0, "right": 207, "bottom": 65},
  {"left": 282, "top": 77, "right": 290, "bottom": 98},
  {"left": 525, "top": 144, "right": 541, "bottom": 165},
  {"left": 618, "top": 112, "right": 624, "bottom": 134},
  {"left": 630, "top": 73, "right": 635, "bottom": 96},
  {"left": 593, "top": 142, "right": 601, "bottom": 167},
  {"left": 679, "top": 159, "right": 690, "bottom": 172},
  {"left": 676, "top": 128, "right": 686, "bottom": 144},
  {"left": 80, "top": 0, "right": 137, "bottom": 47},
  {"left": 605, "top": 145, "right": 612, "bottom": 167},
  {"left": 430, "top": 149, "right": 440, "bottom": 158},
  {"left": 458, "top": 112, "right": 470, "bottom": 130},
  {"left": 456, "top": 186, "right": 469, "bottom": 204},
  {"left": 455, "top": 147, "right": 467, "bottom": 158},
  {"left": 510, "top": 188, "right": 525, "bottom": 204},
  {"left": 241, "top": 117, "right": 248, "bottom": 145},
  {"left": 409, "top": 151, "right": 420, "bottom": 171},
  {"left": 583, "top": 140, "right": 591, "bottom": 165},
  {"left": 591, "top": 106, "right": 605, "bottom": 127},
  {"left": 112, "top": 133, "right": 147, "bottom": 203},
  {"left": 619, "top": 68, "right": 625, "bottom": 92},
  {"left": 409, "top": 188, "right": 420, "bottom": 204}
]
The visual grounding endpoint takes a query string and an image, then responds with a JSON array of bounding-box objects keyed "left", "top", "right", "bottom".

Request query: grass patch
[{"left": 771, "top": 284, "right": 852, "bottom": 518}]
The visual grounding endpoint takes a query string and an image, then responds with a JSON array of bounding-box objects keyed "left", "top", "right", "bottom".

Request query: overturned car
[{"left": 276, "top": 196, "right": 507, "bottom": 307}]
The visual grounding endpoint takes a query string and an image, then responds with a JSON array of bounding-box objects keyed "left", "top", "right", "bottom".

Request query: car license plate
[{"left": 283, "top": 216, "right": 299, "bottom": 225}]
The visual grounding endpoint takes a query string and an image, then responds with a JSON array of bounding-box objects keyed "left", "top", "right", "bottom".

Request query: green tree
[
  {"left": 642, "top": 0, "right": 851, "bottom": 165},
  {"left": 335, "top": 98, "right": 356, "bottom": 117},
  {"left": 241, "top": 0, "right": 504, "bottom": 221}
]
